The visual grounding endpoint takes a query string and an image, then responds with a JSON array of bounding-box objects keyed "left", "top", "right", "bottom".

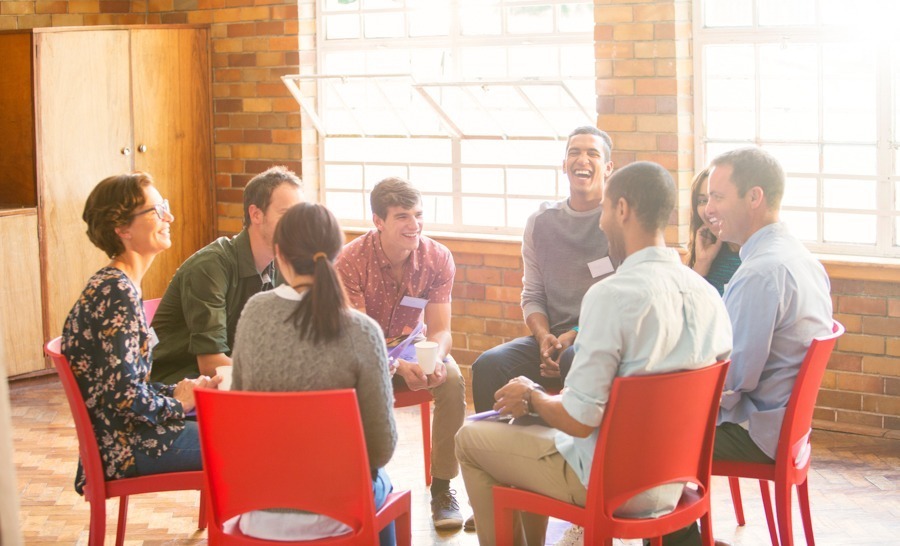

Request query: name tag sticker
[
  {"left": 400, "top": 295, "right": 429, "bottom": 309},
  {"left": 148, "top": 327, "right": 160, "bottom": 351},
  {"left": 587, "top": 256, "right": 614, "bottom": 278}
]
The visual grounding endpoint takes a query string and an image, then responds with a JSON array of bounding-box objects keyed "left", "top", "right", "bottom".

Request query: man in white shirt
[{"left": 455, "top": 161, "right": 733, "bottom": 545}]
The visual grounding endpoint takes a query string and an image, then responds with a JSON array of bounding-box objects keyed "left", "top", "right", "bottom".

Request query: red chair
[
  {"left": 493, "top": 361, "right": 730, "bottom": 546},
  {"left": 194, "top": 388, "right": 412, "bottom": 545},
  {"left": 143, "top": 297, "right": 161, "bottom": 323},
  {"left": 393, "top": 384, "right": 433, "bottom": 485},
  {"left": 45, "top": 337, "right": 206, "bottom": 546},
  {"left": 714, "top": 320, "right": 845, "bottom": 546}
]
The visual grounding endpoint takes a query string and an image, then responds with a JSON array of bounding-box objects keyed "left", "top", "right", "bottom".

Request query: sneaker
[
  {"left": 554, "top": 524, "right": 583, "bottom": 546},
  {"left": 431, "top": 488, "right": 464, "bottom": 529},
  {"left": 464, "top": 513, "right": 476, "bottom": 531}
]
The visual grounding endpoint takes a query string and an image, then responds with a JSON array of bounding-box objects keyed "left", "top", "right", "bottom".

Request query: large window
[
  {"left": 695, "top": 0, "right": 900, "bottom": 257},
  {"left": 310, "top": 0, "right": 595, "bottom": 234}
]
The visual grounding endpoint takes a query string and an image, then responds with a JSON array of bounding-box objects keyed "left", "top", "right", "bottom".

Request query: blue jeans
[
  {"left": 133, "top": 420, "right": 202, "bottom": 475},
  {"left": 471, "top": 336, "right": 575, "bottom": 412},
  {"left": 374, "top": 467, "right": 396, "bottom": 546}
]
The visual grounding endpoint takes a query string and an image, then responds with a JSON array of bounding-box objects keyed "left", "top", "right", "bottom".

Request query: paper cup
[
  {"left": 216, "top": 365, "right": 233, "bottom": 391},
  {"left": 414, "top": 341, "right": 439, "bottom": 375}
]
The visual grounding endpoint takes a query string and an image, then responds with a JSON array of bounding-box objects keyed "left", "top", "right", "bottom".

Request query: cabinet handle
[
  {"left": 138, "top": 144, "right": 147, "bottom": 153},
  {"left": 121, "top": 147, "right": 131, "bottom": 156}
]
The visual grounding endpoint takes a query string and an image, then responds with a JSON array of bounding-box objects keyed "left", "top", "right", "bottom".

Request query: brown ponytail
[{"left": 273, "top": 203, "right": 347, "bottom": 344}]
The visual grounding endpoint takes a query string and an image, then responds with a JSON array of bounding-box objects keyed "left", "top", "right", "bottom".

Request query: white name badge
[
  {"left": 148, "top": 327, "right": 160, "bottom": 351},
  {"left": 587, "top": 256, "right": 614, "bottom": 278},
  {"left": 400, "top": 295, "right": 429, "bottom": 309}
]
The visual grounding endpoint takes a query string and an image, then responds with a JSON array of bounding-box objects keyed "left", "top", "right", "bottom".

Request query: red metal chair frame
[
  {"left": 194, "top": 388, "right": 412, "bottom": 545},
  {"left": 493, "top": 361, "right": 730, "bottom": 546},
  {"left": 393, "top": 384, "right": 433, "bottom": 485},
  {"left": 713, "top": 320, "right": 845, "bottom": 546},
  {"left": 46, "top": 337, "right": 206, "bottom": 546}
]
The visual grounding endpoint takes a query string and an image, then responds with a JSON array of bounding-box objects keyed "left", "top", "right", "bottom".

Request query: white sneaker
[{"left": 554, "top": 525, "right": 584, "bottom": 546}]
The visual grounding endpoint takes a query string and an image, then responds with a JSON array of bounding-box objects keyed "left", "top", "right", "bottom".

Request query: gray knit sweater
[{"left": 231, "top": 285, "right": 397, "bottom": 469}]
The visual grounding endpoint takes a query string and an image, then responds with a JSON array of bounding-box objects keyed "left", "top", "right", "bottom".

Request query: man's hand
[
  {"left": 173, "top": 375, "right": 221, "bottom": 412},
  {"left": 396, "top": 359, "right": 429, "bottom": 391},
  {"left": 493, "top": 376, "right": 539, "bottom": 418},
  {"left": 540, "top": 329, "right": 577, "bottom": 378}
]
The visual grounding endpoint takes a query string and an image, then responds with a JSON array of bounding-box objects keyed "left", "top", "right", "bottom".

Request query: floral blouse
[{"left": 61, "top": 267, "right": 186, "bottom": 494}]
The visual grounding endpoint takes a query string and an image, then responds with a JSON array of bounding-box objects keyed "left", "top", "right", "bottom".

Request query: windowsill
[{"left": 344, "top": 228, "right": 900, "bottom": 282}]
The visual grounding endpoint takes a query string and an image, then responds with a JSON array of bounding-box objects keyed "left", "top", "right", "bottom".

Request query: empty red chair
[
  {"left": 143, "top": 297, "right": 161, "bottom": 323},
  {"left": 45, "top": 337, "right": 206, "bottom": 546},
  {"left": 393, "top": 384, "right": 433, "bottom": 485},
  {"left": 714, "top": 320, "right": 845, "bottom": 546},
  {"left": 493, "top": 361, "right": 730, "bottom": 546},
  {"left": 194, "top": 388, "right": 412, "bottom": 545}
]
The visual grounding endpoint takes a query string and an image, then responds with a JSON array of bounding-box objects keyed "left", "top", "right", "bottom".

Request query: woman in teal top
[{"left": 687, "top": 168, "right": 742, "bottom": 295}]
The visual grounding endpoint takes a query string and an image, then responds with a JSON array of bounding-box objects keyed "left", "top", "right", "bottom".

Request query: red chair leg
[
  {"left": 420, "top": 400, "right": 432, "bottom": 486},
  {"left": 88, "top": 498, "right": 107, "bottom": 546},
  {"left": 648, "top": 536, "right": 663, "bottom": 546},
  {"left": 774, "top": 481, "right": 795, "bottom": 546},
  {"left": 728, "top": 476, "right": 746, "bottom": 526},
  {"left": 198, "top": 490, "right": 208, "bottom": 530},
  {"left": 115, "top": 495, "right": 129, "bottom": 546},
  {"left": 395, "top": 508, "right": 412, "bottom": 546},
  {"left": 797, "top": 479, "right": 815, "bottom": 546},
  {"left": 700, "top": 510, "right": 715, "bottom": 546},
  {"left": 759, "top": 480, "right": 780, "bottom": 546},
  {"left": 493, "top": 500, "right": 516, "bottom": 546}
]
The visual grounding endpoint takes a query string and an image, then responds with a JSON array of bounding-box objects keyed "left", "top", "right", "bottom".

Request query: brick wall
[{"left": 0, "top": 0, "right": 145, "bottom": 27}]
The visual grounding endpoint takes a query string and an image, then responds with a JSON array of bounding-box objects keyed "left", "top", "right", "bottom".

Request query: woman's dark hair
[
  {"left": 82, "top": 172, "right": 154, "bottom": 258},
  {"left": 687, "top": 168, "right": 711, "bottom": 268},
  {"left": 274, "top": 202, "right": 347, "bottom": 344}
]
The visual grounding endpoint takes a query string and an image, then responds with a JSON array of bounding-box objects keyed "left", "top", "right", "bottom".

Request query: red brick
[
  {"left": 838, "top": 334, "right": 885, "bottom": 355},
  {"left": 885, "top": 378, "right": 900, "bottom": 396},
  {"left": 503, "top": 304, "right": 524, "bottom": 322},
  {"left": 833, "top": 313, "right": 861, "bottom": 333},
  {"left": 217, "top": 188, "right": 244, "bottom": 203},
  {"left": 502, "top": 270, "right": 523, "bottom": 288},
  {"left": 862, "top": 356, "right": 900, "bottom": 377},
  {"left": 813, "top": 407, "right": 835, "bottom": 422},
  {"left": 35, "top": 1, "right": 67, "bottom": 13},
  {"left": 862, "top": 280, "right": 900, "bottom": 298},
  {"left": 887, "top": 338, "right": 900, "bottom": 357},
  {"left": 657, "top": 96, "right": 678, "bottom": 114},
  {"left": 615, "top": 97, "right": 657, "bottom": 114},
  {"left": 466, "top": 301, "right": 504, "bottom": 319},
  {"left": 595, "top": 5, "right": 633, "bottom": 23},
  {"left": 634, "top": 3, "right": 675, "bottom": 21},
  {"left": 839, "top": 295, "right": 887, "bottom": 316},
  {"left": 826, "top": 352, "right": 862, "bottom": 372},
  {"left": 816, "top": 389, "right": 861, "bottom": 410},
  {"left": 485, "top": 286, "right": 522, "bottom": 304},
  {"left": 466, "top": 268, "right": 502, "bottom": 285},
  {"left": 452, "top": 317, "right": 485, "bottom": 335},
  {"left": 889, "top": 298, "right": 900, "bottom": 317},
  {"left": 484, "top": 320, "right": 528, "bottom": 338},
  {"left": 835, "top": 372, "right": 884, "bottom": 394},
  {"left": 885, "top": 416, "right": 900, "bottom": 430},
  {"left": 257, "top": 21, "right": 285, "bottom": 35},
  {"left": 613, "top": 23, "right": 654, "bottom": 41},
  {"left": 835, "top": 410, "right": 883, "bottom": 429},
  {"left": 862, "top": 394, "right": 900, "bottom": 415},
  {"left": 227, "top": 22, "right": 257, "bottom": 37},
  {"left": 613, "top": 59, "right": 655, "bottom": 77},
  {"left": 452, "top": 284, "right": 485, "bottom": 300},
  {"left": 862, "top": 316, "right": 900, "bottom": 336},
  {"left": 244, "top": 129, "right": 273, "bottom": 144},
  {"left": 484, "top": 255, "right": 521, "bottom": 269},
  {"left": 468, "top": 334, "right": 504, "bottom": 352}
]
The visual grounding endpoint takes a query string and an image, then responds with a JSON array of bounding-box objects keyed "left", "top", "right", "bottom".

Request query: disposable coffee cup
[
  {"left": 414, "top": 341, "right": 439, "bottom": 375},
  {"left": 216, "top": 365, "right": 233, "bottom": 391}
]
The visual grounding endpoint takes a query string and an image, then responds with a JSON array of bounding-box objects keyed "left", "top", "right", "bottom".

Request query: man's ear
[
  {"left": 603, "top": 160, "right": 614, "bottom": 178},
  {"left": 372, "top": 213, "right": 385, "bottom": 231},
  {"left": 616, "top": 196, "right": 630, "bottom": 223},
  {"left": 748, "top": 186, "right": 765, "bottom": 209},
  {"left": 248, "top": 204, "right": 264, "bottom": 226}
]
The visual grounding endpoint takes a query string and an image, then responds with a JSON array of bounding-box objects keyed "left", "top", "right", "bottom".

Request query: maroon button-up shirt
[{"left": 336, "top": 229, "right": 455, "bottom": 339}]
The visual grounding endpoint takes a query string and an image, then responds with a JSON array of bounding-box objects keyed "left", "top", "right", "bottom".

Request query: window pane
[
  {"left": 460, "top": 47, "right": 507, "bottom": 79},
  {"left": 508, "top": 199, "right": 548, "bottom": 228},
  {"left": 409, "top": 8, "right": 449, "bottom": 37},
  {"left": 462, "top": 197, "right": 506, "bottom": 227},
  {"left": 558, "top": 3, "right": 593, "bottom": 33},
  {"left": 507, "top": 168, "right": 559, "bottom": 196},
  {"left": 762, "top": 144, "right": 819, "bottom": 174},
  {"left": 326, "top": 14, "right": 360, "bottom": 40},
  {"left": 324, "top": 164, "right": 363, "bottom": 190},
  {"left": 823, "top": 145, "right": 876, "bottom": 176},
  {"left": 460, "top": 6, "right": 502, "bottom": 35},
  {"left": 824, "top": 213, "right": 876, "bottom": 244},
  {"left": 507, "top": 140, "right": 562, "bottom": 166},
  {"left": 326, "top": 191, "right": 366, "bottom": 220},
  {"left": 823, "top": 179, "right": 876, "bottom": 210},
  {"left": 364, "top": 13, "right": 405, "bottom": 38},
  {"left": 781, "top": 210, "right": 818, "bottom": 242},
  {"left": 759, "top": 0, "right": 816, "bottom": 26},
  {"left": 363, "top": 0, "right": 403, "bottom": 8},
  {"left": 703, "top": 0, "right": 752, "bottom": 27},
  {"left": 508, "top": 5, "right": 554, "bottom": 34},
  {"left": 759, "top": 44, "right": 818, "bottom": 141},
  {"left": 782, "top": 177, "right": 817, "bottom": 208},
  {"left": 462, "top": 168, "right": 505, "bottom": 195},
  {"left": 822, "top": 44, "right": 876, "bottom": 142},
  {"left": 409, "top": 166, "right": 452, "bottom": 193},
  {"left": 509, "top": 46, "right": 558, "bottom": 78},
  {"left": 364, "top": 165, "right": 406, "bottom": 190},
  {"left": 324, "top": 0, "right": 358, "bottom": 12},
  {"left": 421, "top": 195, "right": 453, "bottom": 225}
]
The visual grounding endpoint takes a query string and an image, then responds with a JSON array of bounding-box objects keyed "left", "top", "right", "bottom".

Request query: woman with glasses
[{"left": 60, "top": 172, "right": 219, "bottom": 494}]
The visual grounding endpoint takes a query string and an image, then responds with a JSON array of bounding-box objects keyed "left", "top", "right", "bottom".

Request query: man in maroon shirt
[{"left": 336, "top": 177, "right": 467, "bottom": 531}]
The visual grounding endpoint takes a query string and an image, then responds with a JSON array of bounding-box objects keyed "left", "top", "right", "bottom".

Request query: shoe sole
[{"left": 433, "top": 518, "right": 464, "bottom": 530}]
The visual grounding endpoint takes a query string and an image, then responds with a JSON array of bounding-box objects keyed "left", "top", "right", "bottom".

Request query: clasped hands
[
  {"left": 173, "top": 375, "right": 223, "bottom": 413},
  {"left": 395, "top": 358, "right": 446, "bottom": 391},
  {"left": 538, "top": 329, "right": 576, "bottom": 378},
  {"left": 493, "top": 376, "right": 539, "bottom": 419}
]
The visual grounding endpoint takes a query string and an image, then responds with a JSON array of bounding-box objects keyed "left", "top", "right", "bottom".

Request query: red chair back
[
  {"left": 194, "top": 388, "right": 384, "bottom": 544},
  {"left": 143, "top": 298, "right": 161, "bottom": 324},
  {"left": 45, "top": 337, "right": 108, "bottom": 502},
  {"left": 778, "top": 320, "right": 845, "bottom": 472},
  {"left": 588, "top": 361, "right": 730, "bottom": 520}
]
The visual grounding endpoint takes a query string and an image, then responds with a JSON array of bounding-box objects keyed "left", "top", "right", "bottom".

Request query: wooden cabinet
[
  {"left": 0, "top": 211, "right": 44, "bottom": 377},
  {"left": 0, "top": 26, "right": 214, "bottom": 376}
]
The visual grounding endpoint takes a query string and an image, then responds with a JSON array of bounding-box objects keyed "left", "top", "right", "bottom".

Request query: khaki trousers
[{"left": 456, "top": 420, "right": 586, "bottom": 545}]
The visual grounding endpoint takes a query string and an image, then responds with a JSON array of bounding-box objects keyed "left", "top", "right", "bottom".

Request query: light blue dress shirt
[
  {"left": 556, "top": 246, "right": 733, "bottom": 517},
  {"left": 720, "top": 222, "right": 833, "bottom": 459}
]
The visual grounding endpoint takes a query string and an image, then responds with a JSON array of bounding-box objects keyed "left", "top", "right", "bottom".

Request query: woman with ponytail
[{"left": 230, "top": 202, "right": 398, "bottom": 544}]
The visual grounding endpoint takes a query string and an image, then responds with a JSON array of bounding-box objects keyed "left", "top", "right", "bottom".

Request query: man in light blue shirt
[
  {"left": 455, "top": 161, "right": 732, "bottom": 546},
  {"left": 670, "top": 147, "right": 833, "bottom": 546}
]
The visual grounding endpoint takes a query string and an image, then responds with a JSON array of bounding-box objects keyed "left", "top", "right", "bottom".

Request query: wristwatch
[{"left": 524, "top": 383, "right": 546, "bottom": 414}]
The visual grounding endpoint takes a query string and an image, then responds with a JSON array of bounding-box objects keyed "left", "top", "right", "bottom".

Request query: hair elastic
[{"left": 312, "top": 251, "right": 327, "bottom": 262}]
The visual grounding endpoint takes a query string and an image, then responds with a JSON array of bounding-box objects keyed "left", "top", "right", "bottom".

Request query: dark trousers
[{"left": 471, "top": 336, "right": 575, "bottom": 413}]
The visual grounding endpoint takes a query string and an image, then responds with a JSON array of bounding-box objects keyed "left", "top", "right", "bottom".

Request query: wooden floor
[{"left": 9, "top": 375, "right": 900, "bottom": 545}]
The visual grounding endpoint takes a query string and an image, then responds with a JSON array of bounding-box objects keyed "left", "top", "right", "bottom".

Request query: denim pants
[
  {"left": 133, "top": 420, "right": 203, "bottom": 475},
  {"left": 374, "top": 467, "right": 396, "bottom": 546}
]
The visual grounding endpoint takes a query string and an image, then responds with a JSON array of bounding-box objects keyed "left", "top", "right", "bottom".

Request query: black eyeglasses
[{"left": 131, "top": 199, "right": 171, "bottom": 220}]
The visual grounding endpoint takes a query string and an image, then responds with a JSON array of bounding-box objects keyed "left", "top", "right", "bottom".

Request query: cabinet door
[
  {"left": 131, "top": 28, "right": 214, "bottom": 299},
  {"left": 0, "top": 212, "right": 45, "bottom": 376},
  {"left": 35, "top": 30, "right": 133, "bottom": 337}
]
